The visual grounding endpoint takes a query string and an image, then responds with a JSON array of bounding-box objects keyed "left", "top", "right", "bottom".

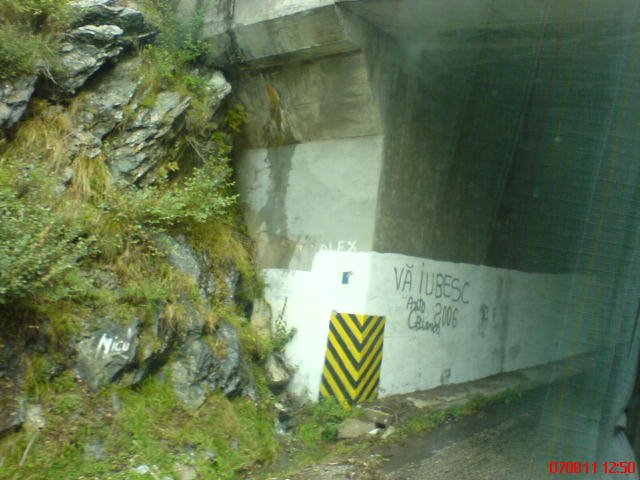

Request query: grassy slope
[{"left": 0, "top": 1, "right": 288, "bottom": 478}]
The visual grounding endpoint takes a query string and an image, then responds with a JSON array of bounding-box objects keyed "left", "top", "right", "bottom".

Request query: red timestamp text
[{"left": 549, "top": 461, "right": 638, "bottom": 475}]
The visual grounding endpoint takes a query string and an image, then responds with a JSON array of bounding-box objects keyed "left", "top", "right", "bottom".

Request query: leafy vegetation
[
  {"left": 0, "top": 54, "right": 250, "bottom": 325},
  {"left": 393, "top": 388, "right": 524, "bottom": 439},
  {"left": 0, "top": 0, "right": 70, "bottom": 25},
  {"left": 295, "top": 397, "right": 351, "bottom": 446},
  {"left": 0, "top": 163, "right": 91, "bottom": 304},
  {"left": 0, "top": 1, "right": 287, "bottom": 478},
  {"left": 0, "top": 100, "right": 247, "bottom": 316},
  {"left": 0, "top": 0, "right": 69, "bottom": 79},
  {"left": 271, "top": 300, "right": 297, "bottom": 354},
  {"left": 136, "top": 0, "right": 212, "bottom": 105},
  {"left": 0, "top": 374, "right": 279, "bottom": 479},
  {"left": 103, "top": 138, "right": 237, "bottom": 231}
]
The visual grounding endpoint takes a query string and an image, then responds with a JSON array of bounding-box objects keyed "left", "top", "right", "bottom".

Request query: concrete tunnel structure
[{"left": 179, "top": 0, "right": 640, "bottom": 412}]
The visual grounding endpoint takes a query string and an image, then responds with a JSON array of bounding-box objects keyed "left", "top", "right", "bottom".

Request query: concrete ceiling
[{"left": 338, "top": 0, "right": 638, "bottom": 47}]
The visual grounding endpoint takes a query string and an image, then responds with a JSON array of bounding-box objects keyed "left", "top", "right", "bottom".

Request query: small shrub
[
  {"left": 101, "top": 133, "right": 237, "bottom": 232},
  {"left": 271, "top": 301, "right": 296, "bottom": 353},
  {"left": 0, "top": 24, "right": 43, "bottom": 79},
  {"left": 0, "top": 0, "right": 70, "bottom": 28},
  {"left": 297, "top": 397, "right": 350, "bottom": 444},
  {"left": 0, "top": 0, "right": 69, "bottom": 80},
  {"left": 0, "top": 181, "right": 91, "bottom": 304},
  {"left": 138, "top": 0, "right": 210, "bottom": 96},
  {"left": 225, "top": 103, "right": 246, "bottom": 134}
]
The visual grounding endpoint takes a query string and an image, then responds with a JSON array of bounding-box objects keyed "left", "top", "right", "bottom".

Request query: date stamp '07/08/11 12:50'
[{"left": 549, "top": 462, "right": 637, "bottom": 475}]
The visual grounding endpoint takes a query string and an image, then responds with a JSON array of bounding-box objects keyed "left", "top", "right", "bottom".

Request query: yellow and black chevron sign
[{"left": 319, "top": 312, "right": 386, "bottom": 406}]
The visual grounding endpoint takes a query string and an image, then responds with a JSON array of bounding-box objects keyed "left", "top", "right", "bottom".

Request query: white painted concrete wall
[
  {"left": 264, "top": 251, "right": 594, "bottom": 399},
  {"left": 236, "top": 136, "right": 384, "bottom": 269},
  {"left": 227, "top": 0, "right": 601, "bottom": 402}
]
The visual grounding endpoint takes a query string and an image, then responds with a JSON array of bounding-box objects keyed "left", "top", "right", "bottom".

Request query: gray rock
[
  {"left": 68, "top": 129, "right": 103, "bottom": 159},
  {"left": 180, "top": 297, "right": 207, "bottom": 337},
  {"left": 72, "top": 24, "right": 124, "bottom": 43},
  {"left": 359, "top": 407, "right": 393, "bottom": 427},
  {"left": 54, "top": 39, "right": 124, "bottom": 95},
  {"left": 215, "top": 323, "right": 243, "bottom": 395},
  {"left": 24, "top": 404, "right": 46, "bottom": 431},
  {"left": 75, "top": 320, "right": 139, "bottom": 389},
  {"left": 0, "top": 342, "right": 25, "bottom": 437},
  {"left": 206, "top": 71, "right": 232, "bottom": 106},
  {"left": 60, "top": 167, "right": 74, "bottom": 185},
  {"left": 249, "top": 298, "right": 273, "bottom": 340},
  {"left": 337, "top": 418, "right": 378, "bottom": 440},
  {"left": 48, "top": 0, "right": 152, "bottom": 97},
  {"left": 264, "top": 353, "right": 292, "bottom": 392},
  {"left": 153, "top": 234, "right": 216, "bottom": 303},
  {"left": 71, "top": 0, "right": 150, "bottom": 36},
  {"left": 62, "top": 56, "right": 139, "bottom": 165},
  {"left": 380, "top": 425, "right": 396, "bottom": 439},
  {"left": 108, "top": 92, "right": 191, "bottom": 184},
  {"left": 133, "top": 464, "right": 151, "bottom": 475},
  {"left": 119, "top": 309, "right": 177, "bottom": 386},
  {"left": 250, "top": 298, "right": 273, "bottom": 340},
  {"left": 61, "top": 61, "right": 230, "bottom": 188},
  {"left": 170, "top": 323, "right": 248, "bottom": 409},
  {"left": 173, "top": 463, "right": 198, "bottom": 480},
  {"left": 274, "top": 401, "right": 295, "bottom": 434},
  {"left": 84, "top": 437, "right": 107, "bottom": 461},
  {"left": 0, "top": 76, "right": 37, "bottom": 132},
  {"left": 117, "top": 8, "right": 150, "bottom": 34},
  {"left": 170, "top": 338, "right": 211, "bottom": 409},
  {"left": 222, "top": 265, "right": 240, "bottom": 305},
  {"left": 76, "top": 57, "right": 140, "bottom": 139},
  {"left": 52, "top": 67, "right": 190, "bottom": 183}
]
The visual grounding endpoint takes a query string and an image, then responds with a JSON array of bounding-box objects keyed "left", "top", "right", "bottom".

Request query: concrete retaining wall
[
  {"left": 186, "top": 0, "right": 622, "bottom": 400},
  {"left": 236, "top": 135, "right": 384, "bottom": 270},
  {"left": 263, "top": 252, "right": 594, "bottom": 399}
]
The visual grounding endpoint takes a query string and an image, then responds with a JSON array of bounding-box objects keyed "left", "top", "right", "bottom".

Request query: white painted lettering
[
  {"left": 95, "top": 331, "right": 132, "bottom": 359},
  {"left": 318, "top": 240, "right": 358, "bottom": 252}
]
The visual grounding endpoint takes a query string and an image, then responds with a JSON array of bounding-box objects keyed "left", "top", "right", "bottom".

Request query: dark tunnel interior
[{"left": 342, "top": 0, "right": 640, "bottom": 462}]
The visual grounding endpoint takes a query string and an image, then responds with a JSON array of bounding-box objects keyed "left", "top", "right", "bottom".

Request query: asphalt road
[
  {"left": 378, "top": 379, "right": 635, "bottom": 480},
  {"left": 282, "top": 377, "right": 638, "bottom": 480},
  {"left": 380, "top": 392, "right": 550, "bottom": 479}
]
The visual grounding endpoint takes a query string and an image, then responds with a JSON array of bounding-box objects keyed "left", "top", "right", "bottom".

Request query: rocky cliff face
[{"left": 0, "top": 1, "right": 292, "bottom": 467}]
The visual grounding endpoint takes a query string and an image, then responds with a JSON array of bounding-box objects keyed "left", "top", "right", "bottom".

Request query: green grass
[
  {"left": 288, "top": 397, "right": 351, "bottom": 460},
  {"left": 0, "top": 2, "right": 282, "bottom": 478},
  {"left": 0, "top": 374, "right": 280, "bottom": 479},
  {"left": 393, "top": 388, "right": 524, "bottom": 439},
  {"left": 0, "top": 0, "right": 69, "bottom": 80}
]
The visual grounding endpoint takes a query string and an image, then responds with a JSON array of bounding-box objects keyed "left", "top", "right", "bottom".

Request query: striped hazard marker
[{"left": 319, "top": 312, "right": 386, "bottom": 406}]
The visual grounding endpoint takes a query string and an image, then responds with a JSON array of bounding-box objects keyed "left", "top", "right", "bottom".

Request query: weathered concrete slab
[
  {"left": 233, "top": 4, "right": 358, "bottom": 66},
  {"left": 236, "top": 135, "right": 384, "bottom": 270},
  {"left": 236, "top": 52, "right": 382, "bottom": 147},
  {"left": 221, "top": 0, "right": 629, "bottom": 404},
  {"left": 367, "top": 352, "right": 597, "bottom": 415},
  {"left": 263, "top": 250, "right": 597, "bottom": 399}
]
